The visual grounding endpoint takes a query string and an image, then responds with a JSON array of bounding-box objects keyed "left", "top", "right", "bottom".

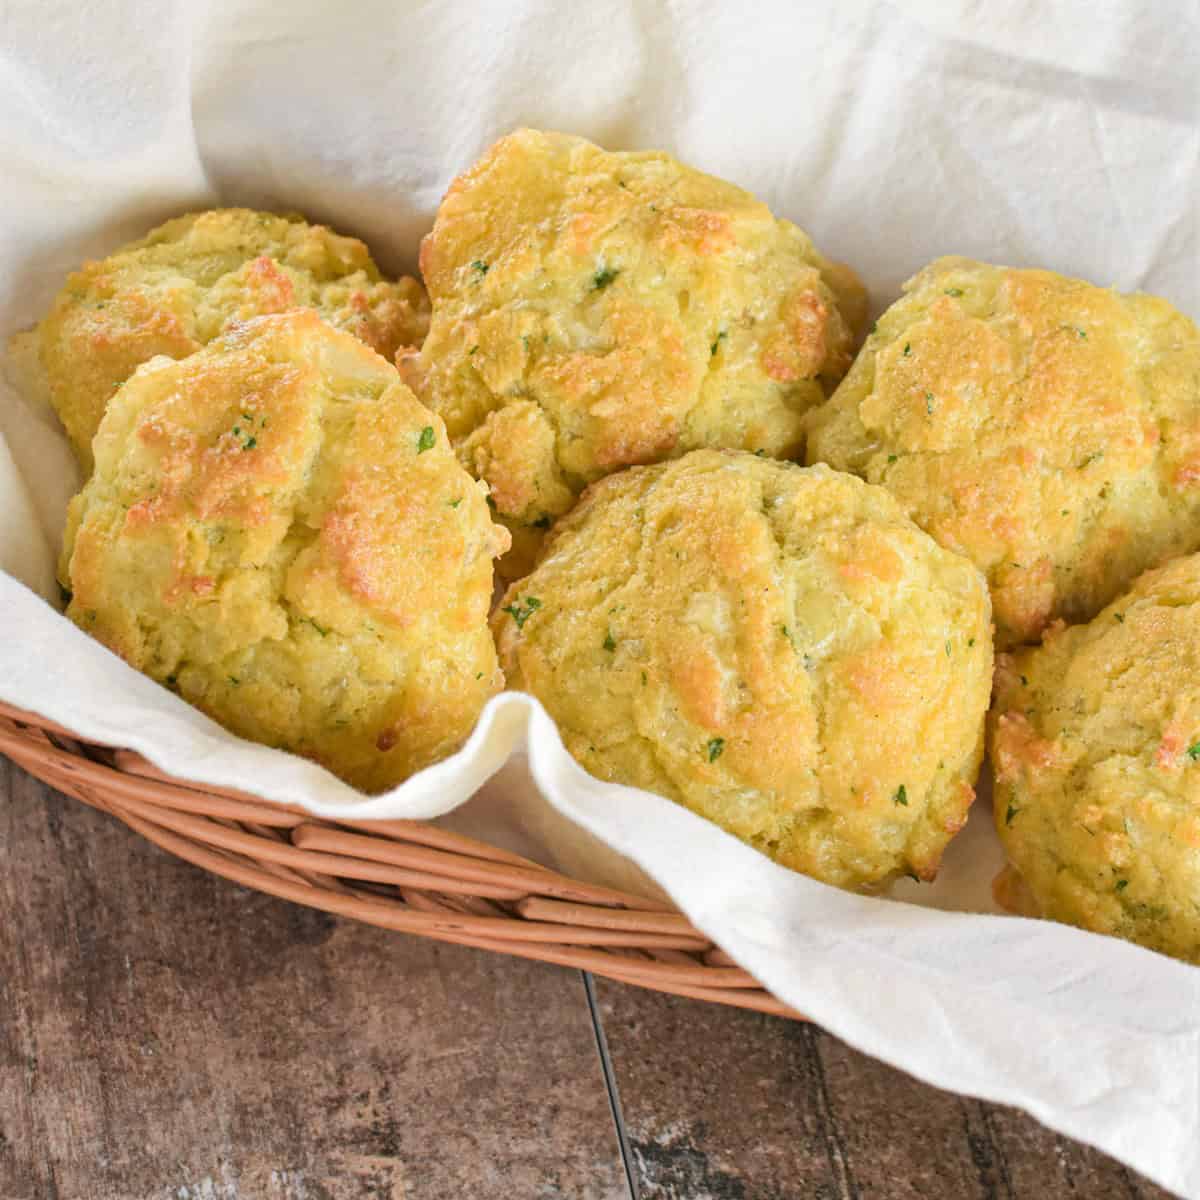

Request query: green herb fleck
[
  {"left": 945, "top": 640, "right": 952, "bottom": 657},
  {"left": 165, "top": 674, "right": 178, "bottom": 688},
  {"left": 305, "top": 617, "right": 329, "bottom": 637},
  {"left": 592, "top": 265, "right": 619, "bottom": 291},
  {"left": 1019, "top": 675, "right": 1029, "bottom": 686},
  {"left": 471, "top": 259, "right": 489, "bottom": 275},
  {"left": 231, "top": 422, "right": 258, "bottom": 451},
  {"left": 1188, "top": 741, "right": 1200, "bottom": 761},
  {"left": 754, "top": 448, "right": 766, "bottom": 457},
  {"left": 706, "top": 737, "right": 725, "bottom": 763},
  {"left": 887, "top": 454, "right": 898, "bottom": 464},
  {"left": 448, "top": 497, "right": 462, "bottom": 508},
  {"left": 641, "top": 670, "right": 648, "bottom": 686},
  {"left": 468, "top": 345, "right": 479, "bottom": 356},
  {"left": 228, "top": 676, "right": 240, "bottom": 686},
  {"left": 531, "top": 515, "right": 552, "bottom": 530},
  {"left": 710, "top": 330, "right": 727, "bottom": 356},
  {"left": 903, "top": 342, "right": 911, "bottom": 356},
  {"left": 944, "top": 287, "right": 964, "bottom": 297},
  {"left": 417, "top": 426, "right": 436, "bottom": 453},
  {"left": 502, "top": 596, "right": 542, "bottom": 629},
  {"left": 925, "top": 391, "right": 935, "bottom": 414},
  {"left": 894, "top": 784, "right": 908, "bottom": 806},
  {"left": 968, "top": 637, "right": 976, "bottom": 647},
  {"left": 1115, "top": 878, "right": 1128, "bottom": 892},
  {"left": 603, "top": 630, "right": 617, "bottom": 652},
  {"left": 1005, "top": 803, "right": 1019, "bottom": 826},
  {"left": 1114, "top": 612, "right": 1125, "bottom": 623},
  {"left": 905, "top": 870, "right": 921, "bottom": 883}
]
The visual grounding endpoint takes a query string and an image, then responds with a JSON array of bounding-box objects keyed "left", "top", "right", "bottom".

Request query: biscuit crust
[
  {"left": 806, "top": 257, "right": 1200, "bottom": 647},
  {"left": 408, "top": 129, "right": 867, "bottom": 574},
  {"left": 34, "top": 209, "right": 430, "bottom": 471},
  {"left": 495, "top": 450, "right": 992, "bottom": 890},
  {"left": 990, "top": 554, "right": 1200, "bottom": 962},
  {"left": 62, "top": 311, "right": 507, "bottom": 792}
]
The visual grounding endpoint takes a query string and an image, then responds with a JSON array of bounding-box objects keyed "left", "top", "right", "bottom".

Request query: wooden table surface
[{"left": 0, "top": 755, "right": 1174, "bottom": 1200}]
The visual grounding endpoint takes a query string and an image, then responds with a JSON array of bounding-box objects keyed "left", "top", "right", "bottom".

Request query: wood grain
[
  {"left": 0, "top": 754, "right": 1177, "bottom": 1199},
  {"left": 592, "top": 980, "right": 1174, "bottom": 1200},
  {"left": 0, "top": 759, "right": 628, "bottom": 1200}
]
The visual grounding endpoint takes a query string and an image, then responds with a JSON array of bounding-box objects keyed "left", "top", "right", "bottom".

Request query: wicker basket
[{"left": 0, "top": 697, "right": 800, "bottom": 1019}]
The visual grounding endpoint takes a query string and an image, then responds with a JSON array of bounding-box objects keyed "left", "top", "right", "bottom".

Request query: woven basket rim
[{"left": 0, "top": 697, "right": 802, "bottom": 1020}]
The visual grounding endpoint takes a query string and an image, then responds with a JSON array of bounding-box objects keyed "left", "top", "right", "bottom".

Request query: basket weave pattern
[{"left": 0, "top": 698, "right": 799, "bottom": 1019}]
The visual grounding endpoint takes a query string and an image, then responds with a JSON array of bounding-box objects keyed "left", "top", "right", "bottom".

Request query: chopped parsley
[
  {"left": 592, "top": 265, "right": 619, "bottom": 290},
  {"left": 1114, "top": 612, "right": 1124, "bottom": 623},
  {"left": 925, "top": 391, "right": 935, "bottom": 414},
  {"left": 448, "top": 497, "right": 462, "bottom": 508},
  {"left": 944, "top": 287, "right": 964, "bottom": 297},
  {"left": 417, "top": 426, "right": 436, "bottom": 453},
  {"left": 1005, "top": 803, "right": 1019, "bottom": 826},
  {"left": 471, "top": 260, "right": 489, "bottom": 276},
  {"left": 710, "top": 330, "right": 727, "bottom": 356},
  {"left": 945, "top": 640, "right": 952, "bottom": 657},
  {"left": 165, "top": 674, "right": 178, "bottom": 688},
  {"left": 468, "top": 345, "right": 479, "bottom": 356},
  {"left": 531, "top": 515, "right": 553, "bottom": 530},
  {"left": 228, "top": 676, "right": 240, "bottom": 686},
  {"left": 894, "top": 784, "right": 908, "bottom": 806},
  {"left": 968, "top": 637, "right": 976, "bottom": 647},
  {"left": 603, "top": 630, "right": 617, "bottom": 652},
  {"left": 1188, "top": 741, "right": 1200, "bottom": 762},
  {"left": 502, "top": 596, "right": 542, "bottom": 629},
  {"left": 903, "top": 342, "right": 911, "bottom": 356},
  {"left": 1020, "top": 675, "right": 1029, "bottom": 686},
  {"left": 304, "top": 617, "right": 329, "bottom": 637},
  {"left": 706, "top": 737, "right": 725, "bottom": 763},
  {"left": 231, "top": 422, "right": 258, "bottom": 451},
  {"left": 1076, "top": 328, "right": 1088, "bottom": 339},
  {"left": 887, "top": 454, "right": 898, "bottom": 464},
  {"left": 1115, "top": 879, "right": 1128, "bottom": 892}
]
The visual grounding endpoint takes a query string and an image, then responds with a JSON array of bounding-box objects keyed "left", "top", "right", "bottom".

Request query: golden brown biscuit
[
  {"left": 29, "top": 208, "right": 430, "bottom": 471},
  {"left": 990, "top": 554, "right": 1200, "bottom": 963},
  {"left": 494, "top": 449, "right": 992, "bottom": 891},
  {"left": 61, "top": 311, "right": 507, "bottom": 792},
  {"left": 806, "top": 256, "right": 1200, "bottom": 648},
  {"left": 407, "top": 128, "right": 867, "bottom": 575}
]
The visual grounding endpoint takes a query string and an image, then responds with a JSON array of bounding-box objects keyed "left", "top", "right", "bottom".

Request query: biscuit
[
  {"left": 61, "top": 311, "right": 508, "bottom": 792},
  {"left": 31, "top": 208, "right": 430, "bottom": 471},
  {"left": 406, "top": 129, "right": 867, "bottom": 575},
  {"left": 494, "top": 449, "right": 992, "bottom": 890},
  {"left": 806, "top": 256, "right": 1200, "bottom": 647},
  {"left": 991, "top": 554, "right": 1200, "bottom": 962}
]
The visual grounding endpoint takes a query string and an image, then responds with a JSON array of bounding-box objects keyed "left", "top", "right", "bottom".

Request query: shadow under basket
[{"left": 0, "top": 698, "right": 801, "bottom": 1020}]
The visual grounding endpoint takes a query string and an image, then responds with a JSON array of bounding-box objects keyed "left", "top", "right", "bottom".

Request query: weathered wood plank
[
  {"left": 0, "top": 760, "right": 629, "bottom": 1200},
  {"left": 593, "top": 980, "right": 1172, "bottom": 1200}
]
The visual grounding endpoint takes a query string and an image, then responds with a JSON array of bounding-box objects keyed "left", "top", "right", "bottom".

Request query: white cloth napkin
[{"left": 1, "top": 1, "right": 1197, "bottom": 1192}]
